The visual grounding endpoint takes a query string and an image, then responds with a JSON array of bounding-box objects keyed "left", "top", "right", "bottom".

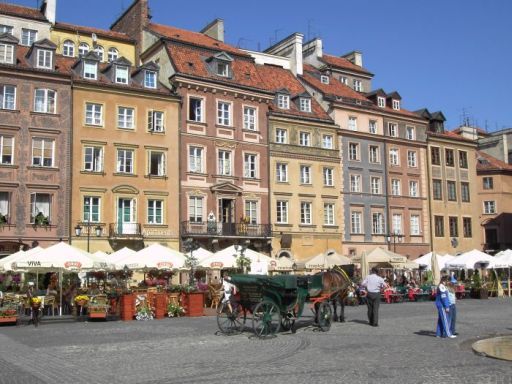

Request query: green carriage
[{"left": 216, "top": 273, "right": 333, "bottom": 338}]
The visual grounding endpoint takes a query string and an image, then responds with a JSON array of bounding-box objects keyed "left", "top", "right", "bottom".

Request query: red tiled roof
[
  {"left": 320, "top": 54, "right": 372, "bottom": 75},
  {"left": 452, "top": 126, "right": 489, "bottom": 136},
  {"left": 256, "top": 64, "right": 332, "bottom": 122},
  {"left": 0, "top": 3, "right": 46, "bottom": 21},
  {"left": 149, "top": 23, "right": 249, "bottom": 57},
  {"left": 54, "top": 22, "right": 134, "bottom": 43},
  {"left": 476, "top": 151, "right": 512, "bottom": 172},
  {"left": 427, "top": 130, "right": 475, "bottom": 143},
  {"left": 9, "top": 45, "right": 71, "bottom": 76}
]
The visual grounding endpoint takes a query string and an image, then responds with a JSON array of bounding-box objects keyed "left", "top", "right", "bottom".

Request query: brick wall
[{"left": 111, "top": 0, "right": 148, "bottom": 60}]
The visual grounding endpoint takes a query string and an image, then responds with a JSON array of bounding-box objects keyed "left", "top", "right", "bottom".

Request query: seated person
[{"left": 46, "top": 282, "right": 58, "bottom": 297}]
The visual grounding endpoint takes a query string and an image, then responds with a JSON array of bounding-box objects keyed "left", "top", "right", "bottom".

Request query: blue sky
[{"left": 12, "top": 0, "right": 512, "bottom": 131}]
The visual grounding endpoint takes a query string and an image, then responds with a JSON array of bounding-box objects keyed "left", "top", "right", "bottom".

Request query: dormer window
[
  {"left": 115, "top": 65, "right": 129, "bottom": 84},
  {"left": 144, "top": 70, "right": 157, "bottom": 88},
  {"left": 78, "top": 43, "right": 89, "bottom": 57},
  {"left": 353, "top": 79, "right": 363, "bottom": 92},
  {"left": 37, "top": 49, "right": 52, "bottom": 69},
  {"left": 63, "top": 40, "right": 75, "bottom": 57},
  {"left": 340, "top": 76, "right": 348, "bottom": 85},
  {"left": 108, "top": 47, "right": 119, "bottom": 62},
  {"left": 0, "top": 43, "right": 14, "bottom": 64},
  {"left": 21, "top": 29, "right": 37, "bottom": 46},
  {"left": 377, "top": 97, "right": 385, "bottom": 108},
  {"left": 299, "top": 98, "right": 311, "bottom": 112},
  {"left": 320, "top": 75, "right": 329, "bottom": 84},
  {"left": 392, "top": 100, "right": 400, "bottom": 110},
  {"left": 277, "top": 94, "right": 289, "bottom": 109},
  {"left": 217, "top": 62, "right": 229, "bottom": 77},
  {"left": 94, "top": 45, "right": 104, "bottom": 62},
  {"left": 83, "top": 61, "right": 97, "bottom": 80}
]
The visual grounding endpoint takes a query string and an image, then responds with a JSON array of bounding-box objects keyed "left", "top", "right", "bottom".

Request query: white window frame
[
  {"left": 299, "top": 98, "right": 311, "bottom": 112},
  {"left": 351, "top": 211, "right": 362, "bottom": 234},
  {"left": 323, "top": 167, "right": 333, "bottom": 186},
  {"left": 83, "top": 61, "right": 97, "bottom": 80},
  {"left": 324, "top": 203, "right": 335, "bottom": 225},
  {"left": 147, "top": 199, "right": 163, "bottom": 224},
  {"left": 148, "top": 150, "right": 166, "bottom": 177},
  {"left": 371, "top": 176, "right": 381, "bottom": 195},
  {"left": 353, "top": 79, "right": 362, "bottom": 92},
  {"left": 277, "top": 94, "right": 289, "bottom": 109},
  {"left": 300, "top": 165, "right": 312, "bottom": 184},
  {"left": 94, "top": 45, "right": 104, "bottom": 62},
  {"left": 389, "top": 148, "right": 399, "bottom": 166},
  {"left": 348, "top": 116, "right": 358, "bottom": 131},
  {"left": 116, "top": 148, "right": 134, "bottom": 174},
  {"left": 0, "top": 135, "right": 13, "bottom": 165},
  {"left": 410, "top": 215, "right": 420, "bottom": 236},
  {"left": 388, "top": 122, "right": 398, "bottom": 137},
  {"left": 115, "top": 65, "right": 129, "bottom": 84},
  {"left": 78, "top": 43, "right": 89, "bottom": 57},
  {"left": 409, "top": 180, "right": 419, "bottom": 197},
  {"left": 299, "top": 131, "right": 311, "bottom": 146},
  {"left": 276, "top": 200, "right": 288, "bottom": 224},
  {"left": 276, "top": 163, "right": 288, "bottom": 182},
  {"left": 31, "top": 137, "right": 55, "bottom": 167},
  {"left": 83, "top": 196, "right": 101, "bottom": 223},
  {"left": 392, "top": 99, "right": 400, "bottom": 110},
  {"left": 0, "top": 25, "right": 13, "bottom": 35},
  {"left": 369, "top": 120, "right": 377, "bottom": 134},
  {"left": 391, "top": 179, "right": 401, "bottom": 196},
  {"left": 275, "top": 128, "right": 287, "bottom": 144},
  {"left": 83, "top": 145, "right": 103, "bottom": 172},
  {"left": 147, "top": 110, "right": 164, "bottom": 132},
  {"left": 21, "top": 28, "right": 37, "bottom": 46},
  {"left": 217, "top": 101, "right": 231, "bottom": 126},
  {"left": 392, "top": 213, "right": 403, "bottom": 235},
  {"left": 0, "top": 85, "right": 16, "bottom": 110},
  {"left": 322, "top": 134, "right": 333, "bottom": 149},
  {"left": 243, "top": 106, "right": 257, "bottom": 130},
  {"left": 0, "top": 43, "right": 14, "bottom": 64},
  {"left": 484, "top": 201, "right": 496, "bottom": 214},
  {"left": 189, "top": 97, "right": 203, "bottom": 122},
  {"left": 377, "top": 96, "right": 385, "bottom": 108},
  {"left": 34, "top": 89, "right": 56, "bottom": 114},
  {"left": 62, "top": 40, "right": 75, "bottom": 57},
  {"left": 407, "top": 151, "right": 417, "bottom": 167},
  {"left": 244, "top": 153, "right": 257, "bottom": 179},
  {"left": 107, "top": 47, "right": 119, "bottom": 62},
  {"left": 188, "top": 146, "right": 204, "bottom": 173},
  {"left": 218, "top": 150, "right": 232, "bottom": 176},
  {"left": 406, "top": 126, "right": 415, "bottom": 140},
  {"left": 350, "top": 174, "right": 361, "bottom": 193},
  {"left": 340, "top": 76, "right": 348, "bottom": 85},
  {"left": 85, "top": 103, "right": 103, "bottom": 126},
  {"left": 320, "top": 75, "right": 329, "bottom": 84},
  {"left": 300, "top": 202, "right": 312, "bottom": 225},
  {"left": 189, "top": 196, "right": 203, "bottom": 223},
  {"left": 217, "top": 61, "right": 229, "bottom": 77},
  {"left": 117, "top": 106, "right": 135, "bottom": 129},
  {"left": 349, "top": 142, "right": 359, "bottom": 161},
  {"left": 144, "top": 70, "right": 157, "bottom": 89},
  {"left": 30, "top": 192, "right": 51, "bottom": 223},
  {"left": 244, "top": 200, "right": 258, "bottom": 224},
  {"left": 372, "top": 212, "right": 385, "bottom": 234},
  {"left": 369, "top": 145, "right": 380, "bottom": 163}
]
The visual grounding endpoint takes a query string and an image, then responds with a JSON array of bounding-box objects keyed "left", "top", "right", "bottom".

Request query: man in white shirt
[
  {"left": 221, "top": 273, "right": 235, "bottom": 313},
  {"left": 361, "top": 268, "right": 388, "bottom": 327}
]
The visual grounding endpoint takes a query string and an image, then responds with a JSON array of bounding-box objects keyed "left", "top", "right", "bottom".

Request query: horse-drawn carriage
[{"left": 216, "top": 268, "right": 351, "bottom": 338}]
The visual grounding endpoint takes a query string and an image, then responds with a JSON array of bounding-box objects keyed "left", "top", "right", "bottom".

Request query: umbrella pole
[
  {"left": 59, "top": 269, "right": 63, "bottom": 316},
  {"left": 508, "top": 267, "right": 511, "bottom": 297}
]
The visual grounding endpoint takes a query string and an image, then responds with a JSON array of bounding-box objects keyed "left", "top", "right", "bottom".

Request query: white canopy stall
[
  {"left": 199, "top": 245, "right": 272, "bottom": 274},
  {"left": 115, "top": 243, "right": 186, "bottom": 270},
  {"left": 304, "top": 250, "right": 351, "bottom": 271},
  {"left": 446, "top": 249, "right": 496, "bottom": 269}
]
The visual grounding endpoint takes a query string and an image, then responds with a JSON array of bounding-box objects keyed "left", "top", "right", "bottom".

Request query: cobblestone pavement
[{"left": 1, "top": 298, "right": 511, "bottom": 384}]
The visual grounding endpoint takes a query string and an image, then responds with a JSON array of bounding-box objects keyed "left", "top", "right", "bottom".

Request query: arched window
[
  {"left": 94, "top": 45, "right": 104, "bottom": 62},
  {"left": 78, "top": 42, "right": 89, "bottom": 57},
  {"left": 62, "top": 40, "right": 75, "bottom": 57},
  {"left": 107, "top": 47, "right": 119, "bottom": 62}
]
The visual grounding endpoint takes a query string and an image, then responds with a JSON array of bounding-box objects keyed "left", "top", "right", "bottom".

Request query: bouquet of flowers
[
  {"left": 30, "top": 297, "right": 42, "bottom": 308},
  {"left": 167, "top": 302, "right": 185, "bottom": 318},
  {"left": 74, "top": 295, "right": 89, "bottom": 306},
  {"left": 135, "top": 295, "right": 154, "bottom": 321}
]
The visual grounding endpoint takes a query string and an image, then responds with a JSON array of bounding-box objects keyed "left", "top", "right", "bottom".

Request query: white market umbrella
[
  {"left": 269, "top": 256, "right": 295, "bottom": 272},
  {"left": 414, "top": 252, "right": 454, "bottom": 271},
  {"left": 446, "top": 249, "right": 496, "bottom": 269},
  {"left": 305, "top": 250, "right": 351, "bottom": 270},
  {"left": 431, "top": 252, "right": 441, "bottom": 285},
  {"left": 360, "top": 250, "right": 368, "bottom": 279},
  {"left": 185, "top": 247, "right": 213, "bottom": 264},
  {"left": 494, "top": 250, "right": 512, "bottom": 296},
  {"left": 115, "top": 243, "right": 186, "bottom": 270},
  {"left": 2, "top": 246, "right": 43, "bottom": 272},
  {"left": 199, "top": 245, "right": 272, "bottom": 270},
  {"left": 105, "top": 247, "right": 138, "bottom": 267}
]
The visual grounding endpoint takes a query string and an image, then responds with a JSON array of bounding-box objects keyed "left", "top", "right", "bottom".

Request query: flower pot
[
  {"left": 88, "top": 312, "right": 107, "bottom": 319},
  {"left": 182, "top": 292, "right": 204, "bottom": 317},
  {"left": 154, "top": 293, "right": 166, "bottom": 319},
  {"left": 0, "top": 316, "right": 17, "bottom": 323},
  {"left": 121, "top": 294, "right": 134, "bottom": 321}
]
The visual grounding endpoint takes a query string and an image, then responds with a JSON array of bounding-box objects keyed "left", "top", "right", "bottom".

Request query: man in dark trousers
[{"left": 361, "top": 268, "right": 388, "bottom": 327}]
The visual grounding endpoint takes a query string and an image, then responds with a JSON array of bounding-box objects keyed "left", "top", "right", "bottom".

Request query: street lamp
[
  {"left": 75, "top": 221, "right": 102, "bottom": 252},
  {"left": 386, "top": 233, "right": 404, "bottom": 253}
]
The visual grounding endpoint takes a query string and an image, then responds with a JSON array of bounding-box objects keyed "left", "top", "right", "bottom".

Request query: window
[
  {"left": 117, "top": 107, "right": 135, "bottom": 129},
  {"left": 391, "top": 179, "right": 401, "bottom": 196},
  {"left": 148, "top": 151, "right": 166, "bottom": 176},
  {"left": 434, "top": 216, "right": 444, "bottom": 237},
  {"left": 0, "top": 85, "right": 15, "bottom": 109},
  {"left": 353, "top": 79, "right": 362, "bottom": 92},
  {"left": 433, "top": 179, "right": 442, "bottom": 200},
  {"left": 144, "top": 70, "right": 157, "bottom": 88},
  {"left": 351, "top": 211, "right": 362, "bottom": 233},
  {"left": 189, "top": 97, "right": 203, "bottom": 122},
  {"left": 463, "top": 217, "right": 472, "bottom": 237},
  {"left": 320, "top": 75, "right": 329, "bottom": 84},
  {"left": 83, "top": 145, "right": 103, "bottom": 172},
  {"left": 369, "top": 145, "right": 380, "bottom": 163},
  {"left": 243, "top": 106, "right": 256, "bottom": 130},
  {"left": 340, "top": 76, "right": 348, "bottom": 85},
  {"left": 377, "top": 97, "right": 385, "bottom": 108},
  {"left": 276, "top": 201, "right": 288, "bottom": 224},
  {"left": 369, "top": 120, "right": 377, "bottom": 134},
  {"left": 216, "top": 62, "right": 229, "bottom": 77},
  {"left": 188, "top": 146, "right": 203, "bottom": 173},
  {"left": 447, "top": 181, "right": 457, "bottom": 201},
  {"left": 388, "top": 122, "right": 398, "bottom": 137},
  {"left": 449, "top": 216, "right": 458, "bottom": 237},
  {"left": 0, "top": 43, "right": 14, "bottom": 64},
  {"left": 372, "top": 212, "right": 385, "bottom": 234},
  {"left": 300, "top": 165, "right": 312, "bottom": 184},
  {"left": 276, "top": 163, "right": 288, "bottom": 182},
  {"left": 484, "top": 201, "right": 496, "bottom": 214},
  {"left": 218, "top": 150, "right": 231, "bottom": 176},
  {"left": 324, "top": 203, "right": 335, "bottom": 225},
  {"left": 244, "top": 201, "right": 258, "bottom": 224},
  {"left": 389, "top": 148, "right": 399, "bottom": 166},
  {"left": 107, "top": 47, "right": 118, "bottom": 62},
  {"left": 85, "top": 103, "right": 103, "bottom": 126},
  {"left": 189, "top": 196, "right": 203, "bottom": 223},
  {"left": 277, "top": 94, "right": 289, "bottom": 109},
  {"left": 350, "top": 174, "right": 361, "bottom": 192},
  {"left": 349, "top": 143, "right": 359, "bottom": 161},
  {"left": 115, "top": 66, "right": 129, "bottom": 84},
  {"left": 94, "top": 45, "right": 104, "bottom": 61},
  {"left": 299, "top": 131, "right": 311, "bottom": 146},
  {"left": 459, "top": 151, "right": 468, "bottom": 169},
  {"left": 84, "top": 61, "right": 97, "bottom": 80},
  {"left": 0, "top": 25, "right": 13, "bottom": 35},
  {"left": 392, "top": 100, "right": 400, "bottom": 110},
  {"left": 83, "top": 196, "right": 100, "bottom": 222},
  {"left": 483, "top": 177, "right": 493, "bottom": 190},
  {"left": 244, "top": 153, "right": 257, "bottom": 178},
  {"left": 407, "top": 151, "right": 417, "bottom": 167},
  {"left": 217, "top": 101, "right": 231, "bottom": 126},
  {"left": 116, "top": 149, "right": 134, "bottom": 173},
  {"left": 62, "top": 40, "right": 75, "bottom": 57},
  {"left": 78, "top": 42, "right": 89, "bottom": 57},
  {"left": 34, "top": 89, "right": 56, "bottom": 114},
  {"left": 461, "top": 182, "right": 470, "bottom": 202},
  {"left": 275, "top": 128, "right": 287, "bottom": 144},
  {"left": 21, "top": 28, "right": 37, "bottom": 46},
  {"left": 323, "top": 168, "right": 333, "bottom": 186},
  {"left": 30, "top": 193, "right": 51, "bottom": 223},
  {"left": 300, "top": 98, "right": 311, "bottom": 112},
  {"left": 348, "top": 116, "right": 357, "bottom": 131},
  {"left": 322, "top": 135, "right": 333, "bottom": 149},
  {"left": 371, "top": 177, "right": 381, "bottom": 195},
  {"left": 0, "top": 192, "right": 9, "bottom": 220},
  {"left": 406, "top": 126, "right": 415, "bottom": 140},
  {"left": 0, "top": 136, "right": 13, "bottom": 165},
  {"left": 445, "top": 149, "right": 455, "bottom": 167},
  {"left": 409, "top": 180, "right": 419, "bottom": 197},
  {"left": 392, "top": 214, "right": 402, "bottom": 234},
  {"left": 147, "top": 199, "right": 163, "bottom": 224},
  {"left": 300, "top": 202, "right": 312, "bottom": 225},
  {"left": 410, "top": 215, "right": 420, "bottom": 236},
  {"left": 431, "top": 147, "right": 441, "bottom": 165},
  {"left": 32, "top": 138, "right": 54, "bottom": 167},
  {"left": 147, "top": 110, "right": 164, "bottom": 132}
]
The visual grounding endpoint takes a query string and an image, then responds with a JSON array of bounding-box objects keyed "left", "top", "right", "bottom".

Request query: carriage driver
[{"left": 221, "top": 273, "right": 236, "bottom": 313}]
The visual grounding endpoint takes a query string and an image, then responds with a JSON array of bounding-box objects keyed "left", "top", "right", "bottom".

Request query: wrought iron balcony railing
[
  {"left": 181, "top": 221, "right": 272, "bottom": 238},
  {"left": 109, "top": 223, "right": 143, "bottom": 239}
]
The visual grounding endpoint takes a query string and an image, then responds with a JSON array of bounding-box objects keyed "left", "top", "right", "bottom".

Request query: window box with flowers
[
  {"left": 0, "top": 306, "right": 18, "bottom": 323},
  {"left": 88, "top": 304, "right": 109, "bottom": 319}
]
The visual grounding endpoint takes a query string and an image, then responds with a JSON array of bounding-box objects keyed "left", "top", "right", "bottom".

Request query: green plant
[
  {"left": 167, "top": 302, "right": 185, "bottom": 317},
  {"left": 181, "top": 284, "right": 197, "bottom": 293},
  {"left": 472, "top": 272, "right": 482, "bottom": 289}
]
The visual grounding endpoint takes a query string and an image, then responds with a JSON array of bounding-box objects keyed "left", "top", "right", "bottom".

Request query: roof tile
[
  {"left": 320, "top": 54, "right": 372, "bottom": 75},
  {"left": 54, "top": 22, "right": 134, "bottom": 43},
  {"left": 0, "top": 3, "right": 47, "bottom": 22},
  {"left": 476, "top": 151, "right": 512, "bottom": 171}
]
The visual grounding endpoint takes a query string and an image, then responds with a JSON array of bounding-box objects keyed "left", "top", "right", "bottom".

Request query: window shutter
[{"left": 147, "top": 110, "right": 153, "bottom": 131}]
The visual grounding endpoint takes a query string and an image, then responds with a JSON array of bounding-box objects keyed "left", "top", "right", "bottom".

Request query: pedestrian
[
  {"left": 220, "top": 272, "right": 235, "bottom": 314},
  {"left": 447, "top": 280, "right": 457, "bottom": 336},
  {"left": 361, "top": 267, "right": 388, "bottom": 327},
  {"left": 435, "top": 276, "right": 455, "bottom": 338}
]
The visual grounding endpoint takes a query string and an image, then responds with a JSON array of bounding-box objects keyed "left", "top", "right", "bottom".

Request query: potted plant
[
  {"left": 167, "top": 302, "right": 185, "bottom": 318},
  {"left": 180, "top": 285, "right": 204, "bottom": 317},
  {"left": 470, "top": 272, "right": 488, "bottom": 299},
  {"left": 33, "top": 212, "right": 50, "bottom": 227},
  {"left": 88, "top": 304, "right": 109, "bottom": 319}
]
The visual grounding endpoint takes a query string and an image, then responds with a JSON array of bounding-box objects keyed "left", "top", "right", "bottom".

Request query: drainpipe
[
  {"left": 68, "top": 78, "right": 74, "bottom": 245},
  {"left": 383, "top": 138, "right": 390, "bottom": 250},
  {"left": 426, "top": 139, "right": 434, "bottom": 252}
]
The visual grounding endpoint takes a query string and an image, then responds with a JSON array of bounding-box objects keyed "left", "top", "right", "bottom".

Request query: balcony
[
  {"left": 109, "top": 223, "right": 143, "bottom": 239},
  {"left": 181, "top": 221, "right": 272, "bottom": 239}
]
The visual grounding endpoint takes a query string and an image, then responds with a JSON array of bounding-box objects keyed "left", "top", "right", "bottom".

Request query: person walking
[
  {"left": 361, "top": 267, "right": 388, "bottom": 327},
  {"left": 435, "top": 276, "right": 455, "bottom": 338}
]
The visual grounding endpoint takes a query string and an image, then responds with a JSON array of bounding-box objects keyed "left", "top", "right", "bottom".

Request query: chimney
[
  {"left": 264, "top": 33, "right": 304, "bottom": 76},
  {"left": 200, "top": 19, "right": 224, "bottom": 42},
  {"left": 41, "top": 0, "right": 56, "bottom": 24},
  {"left": 342, "top": 50, "right": 363, "bottom": 67}
]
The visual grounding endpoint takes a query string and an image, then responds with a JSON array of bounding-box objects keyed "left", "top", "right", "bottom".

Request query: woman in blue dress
[{"left": 435, "top": 276, "right": 456, "bottom": 338}]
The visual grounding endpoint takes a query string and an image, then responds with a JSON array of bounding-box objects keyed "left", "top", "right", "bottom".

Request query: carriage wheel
[
  {"left": 316, "top": 302, "right": 332, "bottom": 332},
  {"left": 216, "top": 303, "right": 243, "bottom": 335},
  {"left": 281, "top": 315, "right": 295, "bottom": 332},
  {"left": 252, "top": 301, "right": 281, "bottom": 338}
]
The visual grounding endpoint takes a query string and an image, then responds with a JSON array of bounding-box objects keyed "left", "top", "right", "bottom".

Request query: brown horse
[{"left": 319, "top": 267, "right": 353, "bottom": 322}]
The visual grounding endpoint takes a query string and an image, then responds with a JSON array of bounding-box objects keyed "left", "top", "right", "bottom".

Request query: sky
[{"left": 9, "top": 0, "right": 512, "bottom": 131}]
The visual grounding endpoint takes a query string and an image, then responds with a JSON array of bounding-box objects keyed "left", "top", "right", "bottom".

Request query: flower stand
[
  {"left": 182, "top": 292, "right": 204, "bottom": 317},
  {"left": 154, "top": 293, "right": 166, "bottom": 319},
  {"left": 120, "top": 294, "right": 134, "bottom": 321}
]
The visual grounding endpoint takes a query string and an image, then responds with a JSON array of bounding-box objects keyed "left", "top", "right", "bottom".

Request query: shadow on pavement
[
  {"left": 349, "top": 319, "right": 370, "bottom": 325},
  {"left": 414, "top": 330, "right": 437, "bottom": 337}
]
